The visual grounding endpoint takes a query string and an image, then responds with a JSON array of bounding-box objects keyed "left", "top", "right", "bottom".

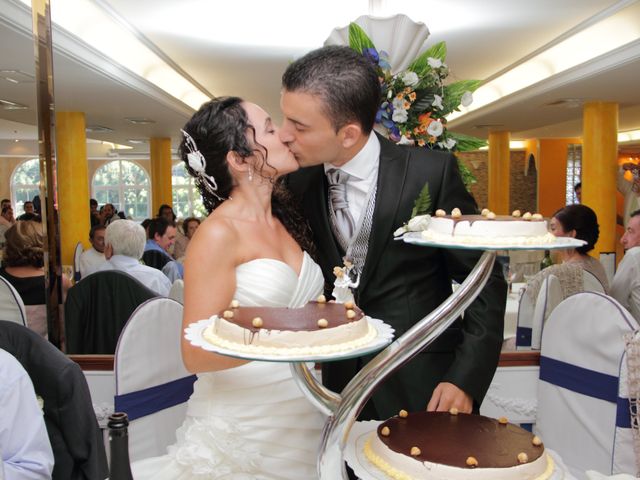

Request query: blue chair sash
[
  {"left": 115, "top": 375, "right": 196, "bottom": 421},
  {"left": 540, "top": 356, "right": 630, "bottom": 428}
]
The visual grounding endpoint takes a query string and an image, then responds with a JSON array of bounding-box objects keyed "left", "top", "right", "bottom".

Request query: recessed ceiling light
[
  {"left": 125, "top": 117, "right": 155, "bottom": 125},
  {"left": 127, "top": 139, "right": 148, "bottom": 144},
  {"left": 0, "top": 99, "right": 28, "bottom": 110},
  {"left": 545, "top": 98, "right": 583, "bottom": 108},
  {"left": 85, "top": 125, "right": 114, "bottom": 133},
  {"left": 0, "top": 70, "right": 35, "bottom": 84},
  {"left": 473, "top": 124, "right": 504, "bottom": 129}
]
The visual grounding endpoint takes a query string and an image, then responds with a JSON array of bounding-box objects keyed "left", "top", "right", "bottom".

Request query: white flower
[
  {"left": 387, "top": 89, "right": 393, "bottom": 99},
  {"left": 432, "top": 94, "right": 444, "bottom": 110},
  {"left": 391, "top": 99, "right": 409, "bottom": 123},
  {"left": 427, "top": 120, "right": 444, "bottom": 137},
  {"left": 427, "top": 57, "right": 442, "bottom": 69},
  {"left": 400, "top": 71, "right": 419, "bottom": 87},
  {"left": 438, "top": 138, "right": 457, "bottom": 150},
  {"left": 407, "top": 214, "right": 431, "bottom": 231},
  {"left": 397, "top": 135, "right": 414, "bottom": 145},
  {"left": 461, "top": 91, "right": 473, "bottom": 107},
  {"left": 393, "top": 226, "right": 407, "bottom": 237}
]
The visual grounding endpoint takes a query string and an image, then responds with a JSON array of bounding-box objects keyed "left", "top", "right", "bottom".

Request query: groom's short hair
[{"left": 282, "top": 45, "right": 380, "bottom": 134}]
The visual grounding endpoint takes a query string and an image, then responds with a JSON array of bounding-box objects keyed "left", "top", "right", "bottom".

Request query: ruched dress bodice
[{"left": 132, "top": 252, "right": 326, "bottom": 479}]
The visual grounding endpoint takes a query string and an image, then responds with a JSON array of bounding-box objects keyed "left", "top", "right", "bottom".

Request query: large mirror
[{"left": 2, "top": 0, "right": 640, "bottom": 368}]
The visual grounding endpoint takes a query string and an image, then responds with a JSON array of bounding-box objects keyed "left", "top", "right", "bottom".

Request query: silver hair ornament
[{"left": 180, "top": 129, "right": 226, "bottom": 201}]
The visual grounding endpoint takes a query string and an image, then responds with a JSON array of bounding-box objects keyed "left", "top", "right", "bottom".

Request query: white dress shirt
[
  {"left": 0, "top": 348, "right": 54, "bottom": 480},
  {"left": 79, "top": 247, "right": 106, "bottom": 278},
  {"left": 324, "top": 132, "right": 380, "bottom": 226},
  {"left": 96, "top": 254, "right": 172, "bottom": 296},
  {"left": 610, "top": 246, "right": 640, "bottom": 321}
]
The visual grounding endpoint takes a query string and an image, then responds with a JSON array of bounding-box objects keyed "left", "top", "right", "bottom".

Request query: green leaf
[
  {"left": 348, "top": 23, "right": 375, "bottom": 53},
  {"left": 442, "top": 80, "right": 482, "bottom": 112},
  {"left": 408, "top": 41, "right": 447, "bottom": 76},
  {"left": 456, "top": 157, "right": 478, "bottom": 188},
  {"left": 448, "top": 131, "right": 488, "bottom": 152},
  {"left": 411, "top": 183, "right": 432, "bottom": 217}
]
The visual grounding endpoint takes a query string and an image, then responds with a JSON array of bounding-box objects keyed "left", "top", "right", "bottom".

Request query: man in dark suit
[{"left": 281, "top": 45, "right": 507, "bottom": 419}]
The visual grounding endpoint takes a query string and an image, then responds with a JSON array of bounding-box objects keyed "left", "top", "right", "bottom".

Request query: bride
[{"left": 132, "top": 97, "right": 326, "bottom": 479}]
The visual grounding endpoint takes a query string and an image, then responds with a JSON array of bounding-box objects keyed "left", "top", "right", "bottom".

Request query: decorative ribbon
[
  {"left": 540, "top": 356, "right": 630, "bottom": 428},
  {"left": 115, "top": 375, "right": 197, "bottom": 421}
]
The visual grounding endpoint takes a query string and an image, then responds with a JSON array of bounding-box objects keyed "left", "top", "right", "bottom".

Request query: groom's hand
[{"left": 426, "top": 382, "right": 472, "bottom": 413}]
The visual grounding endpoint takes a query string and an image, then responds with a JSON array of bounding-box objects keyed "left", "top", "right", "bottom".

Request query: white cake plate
[
  {"left": 400, "top": 232, "right": 587, "bottom": 251},
  {"left": 184, "top": 317, "right": 394, "bottom": 363},
  {"left": 345, "top": 420, "right": 576, "bottom": 480}
]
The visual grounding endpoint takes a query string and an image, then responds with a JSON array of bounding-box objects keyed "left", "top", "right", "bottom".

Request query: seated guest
[
  {"left": 173, "top": 216, "right": 200, "bottom": 260},
  {"left": 527, "top": 204, "right": 608, "bottom": 305},
  {"left": 0, "top": 205, "right": 15, "bottom": 227},
  {"left": 0, "top": 221, "right": 71, "bottom": 336},
  {"left": 17, "top": 201, "right": 41, "bottom": 222},
  {"left": 157, "top": 204, "right": 176, "bottom": 223},
  {"left": 78, "top": 225, "right": 107, "bottom": 277},
  {"left": 89, "top": 198, "right": 100, "bottom": 227},
  {"left": 100, "top": 203, "right": 120, "bottom": 226},
  {"left": 96, "top": 220, "right": 171, "bottom": 296},
  {"left": 144, "top": 217, "right": 183, "bottom": 279},
  {"left": 0, "top": 347, "right": 54, "bottom": 479},
  {"left": 611, "top": 209, "right": 640, "bottom": 321}
]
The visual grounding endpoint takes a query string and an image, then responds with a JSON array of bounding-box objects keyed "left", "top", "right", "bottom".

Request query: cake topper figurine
[{"left": 332, "top": 259, "right": 360, "bottom": 304}]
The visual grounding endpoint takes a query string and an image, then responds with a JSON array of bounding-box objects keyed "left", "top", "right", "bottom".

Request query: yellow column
[
  {"left": 56, "top": 112, "right": 90, "bottom": 265},
  {"left": 488, "top": 131, "right": 510, "bottom": 215},
  {"left": 150, "top": 137, "right": 173, "bottom": 216},
  {"left": 582, "top": 102, "right": 618, "bottom": 256}
]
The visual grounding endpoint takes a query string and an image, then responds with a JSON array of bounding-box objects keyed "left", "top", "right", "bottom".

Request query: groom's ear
[{"left": 339, "top": 123, "right": 363, "bottom": 149}]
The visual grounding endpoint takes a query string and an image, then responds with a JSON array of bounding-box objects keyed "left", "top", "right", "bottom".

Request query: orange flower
[
  {"left": 418, "top": 139, "right": 426, "bottom": 147},
  {"left": 409, "top": 92, "right": 417, "bottom": 101},
  {"left": 418, "top": 113, "right": 433, "bottom": 126}
]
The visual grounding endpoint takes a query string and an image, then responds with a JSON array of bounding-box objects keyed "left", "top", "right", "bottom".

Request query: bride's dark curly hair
[{"left": 179, "top": 97, "right": 314, "bottom": 254}]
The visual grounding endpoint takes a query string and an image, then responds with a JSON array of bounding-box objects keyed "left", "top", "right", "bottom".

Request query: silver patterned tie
[{"left": 327, "top": 168, "right": 356, "bottom": 242}]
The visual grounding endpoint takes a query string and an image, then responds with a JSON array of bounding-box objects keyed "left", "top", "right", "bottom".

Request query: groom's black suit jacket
[{"left": 288, "top": 135, "right": 507, "bottom": 419}]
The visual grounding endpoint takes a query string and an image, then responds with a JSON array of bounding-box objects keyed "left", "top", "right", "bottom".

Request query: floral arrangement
[{"left": 349, "top": 23, "right": 486, "bottom": 186}]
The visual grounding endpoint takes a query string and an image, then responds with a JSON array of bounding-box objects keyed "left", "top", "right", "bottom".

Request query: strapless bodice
[{"left": 234, "top": 251, "right": 323, "bottom": 308}]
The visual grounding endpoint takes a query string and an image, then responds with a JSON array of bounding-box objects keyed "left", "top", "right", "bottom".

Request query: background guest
[
  {"left": 610, "top": 209, "right": 640, "bottom": 321},
  {"left": 0, "top": 221, "right": 71, "bottom": 336},
  {"left": 157, "top": 204, "right": 176, "bottom": 223},
  {"left": 173, "top": 217, "right": 200, "bottom": 260},
  {"left": 95, "top": 220, "right": 171, "bottom": 296},
  {"left": 17, "top": 201, "right": 40, "bottom": 222},
  {"left": 78, "top": 225, "right": 107, "bottom": 278},
  {"left": 89, "top": 198, "right": 100, "bottom": 227},
  {"left": 100, "top": 203, "right": 120, "bottom": 226},
  {"left": 0, "top": 205, "right": 15, "bottom": 227},
  {"left": 144, "top": 217, "right": 182, "bottom": 280},
  {"left": 0, "top": 347, "right": 54, "bottom": 480}
]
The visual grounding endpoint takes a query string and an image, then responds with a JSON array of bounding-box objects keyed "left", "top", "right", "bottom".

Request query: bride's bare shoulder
[{"left": 189, "top": 214, "right": 239, "bottom": 253}]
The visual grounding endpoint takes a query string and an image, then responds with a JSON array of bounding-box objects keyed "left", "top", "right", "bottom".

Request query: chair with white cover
[
  {"left": 72, "top": 241, "right": 83, "bottom": 282},
  {"left": 531, "top": 270, "right": 606, "bottom": 350},
  {"left": 536, "top": 292, "right": 639, "bottom": 477},
  {"left": 168, "top": 279, "right": 184, "bottom": 304},
  {"left": 0, "top": 275, "right": 27, "bottom": 325},
  {"left": 114, "top": 297, "right": 195, "bottom": 462},
  {"left": 515, "top": 284, "right": 536, "bottom": 349}
]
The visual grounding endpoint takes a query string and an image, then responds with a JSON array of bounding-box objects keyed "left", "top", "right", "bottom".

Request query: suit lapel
[{"left": 359, "top": 139, "right": 409, "bottom": 292}]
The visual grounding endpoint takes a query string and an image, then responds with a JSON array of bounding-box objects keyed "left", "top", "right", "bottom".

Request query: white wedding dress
[{"left": 132, "top": 252, "right": 327, "bottom": 479}]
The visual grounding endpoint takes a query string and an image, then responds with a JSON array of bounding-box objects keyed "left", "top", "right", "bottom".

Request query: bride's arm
[{"left": 181, "top": 217, "right": 248, "bottom": 373}]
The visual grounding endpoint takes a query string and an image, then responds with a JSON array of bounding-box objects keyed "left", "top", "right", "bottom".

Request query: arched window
[
  {"left": 92, "top": 160, "right": 150, "bottom": 220},
  {"left": 11, "top": 158, "right": 41, "bottom": 216},
  {"left": 172, "top": 162, "right": 206, "bottom": 218}
]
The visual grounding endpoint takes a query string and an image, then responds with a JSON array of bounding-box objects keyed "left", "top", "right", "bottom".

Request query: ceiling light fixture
[
  {"left": 0, "top": 98, "right": 28, "bottom": 110},
  {"left": 85, "top": 125, "right": 114, "bottom": 133},
  {"left": 17, "top": 0, "right": 211, "bottom": 110},
  {"left": 0, "top": 69, "right": 35, "bottom": 84},
  {"left": 125, "top": 117, "right": 155, "bottom": 125},
  {"left": 619, "top": 130, "right": 640, "bottom": 143},
  {"left": 448, "top": 1, "right": 640, "bottom": 123}
]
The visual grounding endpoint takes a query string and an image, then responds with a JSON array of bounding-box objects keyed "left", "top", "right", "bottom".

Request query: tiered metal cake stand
[{"left": 186, "top": 233, "right": 585, "bottom": 479}]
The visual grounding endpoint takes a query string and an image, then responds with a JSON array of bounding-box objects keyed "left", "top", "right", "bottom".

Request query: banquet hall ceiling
[{"left": 1, "top": 0, "right": 639, "bottom": 156}]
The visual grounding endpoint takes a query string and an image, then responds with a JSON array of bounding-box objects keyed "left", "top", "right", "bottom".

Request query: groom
[{"left": 281, "top": 45, "right": 507, "bottom": 419}]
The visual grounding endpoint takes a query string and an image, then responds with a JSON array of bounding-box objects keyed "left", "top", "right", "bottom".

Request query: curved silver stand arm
[{"left": 290, "top": 250, "right": 497, "bottom": 479}]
